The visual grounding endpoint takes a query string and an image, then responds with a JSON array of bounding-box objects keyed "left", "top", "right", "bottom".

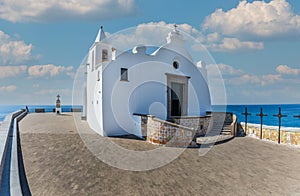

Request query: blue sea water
[
  {"left": 0, "top": 104, "right": 300, "bottom": 128},
  {"left": 213, "top": 104, "right": 300, "bottom": 128}
]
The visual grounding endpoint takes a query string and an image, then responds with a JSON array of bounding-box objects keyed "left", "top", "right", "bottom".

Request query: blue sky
[{"left": 0, "top": 0, "right": 300, "bottom": 105}]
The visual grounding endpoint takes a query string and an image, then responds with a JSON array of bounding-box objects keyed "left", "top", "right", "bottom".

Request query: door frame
[{"left": 166, "top": 73, "right": 190, "bottom": 119}]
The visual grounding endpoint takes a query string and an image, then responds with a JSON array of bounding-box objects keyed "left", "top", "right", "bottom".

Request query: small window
[
  {"left": 102, "top": 49, "right": 108, "bottom": 62},
  {"left": 121, "top": 68, "right": 128, "bottom": 81},
  {"left": 173, "top": 61, "right": 179, "bottom": 69},
  {"left": 97, "top": 71, "right": 100, "bottom": 81}
]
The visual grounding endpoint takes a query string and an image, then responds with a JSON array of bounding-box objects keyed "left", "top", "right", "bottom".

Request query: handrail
[
  {"left": 0, "top": 109, "right": 27, "bottom": 195},
  {"left": 0, "top": 110, "right": 23, "bottom": 185},
  {"left": 10, "top": 110, "right": 27, "bottom": 195}
]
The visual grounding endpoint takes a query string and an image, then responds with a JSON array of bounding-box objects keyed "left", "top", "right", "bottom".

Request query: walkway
[{"left": 19, "top": 113, "right": 300, "bottom": 195}]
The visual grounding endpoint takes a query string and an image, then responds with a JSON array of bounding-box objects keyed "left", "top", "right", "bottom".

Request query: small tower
[
  {"left": 55, "top": 94, "right": 61, "bottom": 115},
  {"left": 165, "top": 24, "right": 193, "bottom": 62},
  {"left": 95, "top": 26, "right": 106, "bottom": 42}
]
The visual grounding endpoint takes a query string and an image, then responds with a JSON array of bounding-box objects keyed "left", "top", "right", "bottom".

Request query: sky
[{"left": 0, "top": 0, "right": 300, "bottom": 105}]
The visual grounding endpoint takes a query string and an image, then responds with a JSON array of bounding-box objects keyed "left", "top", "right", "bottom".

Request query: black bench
[{"left": 35, "top": 108, "right": 45, "bottom": 113}]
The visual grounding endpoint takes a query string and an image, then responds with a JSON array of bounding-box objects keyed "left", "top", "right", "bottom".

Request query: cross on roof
[{"left": 173, "top": 24, "right": 179, "bottom": 34}]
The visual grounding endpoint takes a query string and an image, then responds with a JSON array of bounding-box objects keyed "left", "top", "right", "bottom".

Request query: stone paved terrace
[{"left": 19, "top": 113, "right": 300, "bottom": 195}]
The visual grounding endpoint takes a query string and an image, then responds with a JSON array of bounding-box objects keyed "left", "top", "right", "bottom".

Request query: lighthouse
[{"left": 55, "top": 94, "right": 61, "bottom": 114}]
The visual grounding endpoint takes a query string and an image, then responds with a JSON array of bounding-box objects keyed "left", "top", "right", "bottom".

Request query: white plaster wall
[
  {"left": 101, "top": 47, "right": 211, "bottom": 136},
  {"left": 152, "top": 47, "right": 211, "bottom": 114},
  {"left": 85, "top": 38, "right": 211, "bottom": 137},
  {"left": 86, "top": 45, "right": 104, "bottom": 136}
]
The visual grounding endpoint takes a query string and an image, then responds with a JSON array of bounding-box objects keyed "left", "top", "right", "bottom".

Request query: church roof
[{"left": 95, "top": 26, "right": 106, "bottom": 42}]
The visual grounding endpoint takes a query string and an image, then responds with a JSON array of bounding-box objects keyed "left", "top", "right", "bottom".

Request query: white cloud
[
  {"left": 0, "top": 85, "right": 17, "bottom": 92},
  {"left": 34, "top": 88, "right": 71, "bottom": 95},
  {"left": 228, "top": 73, "right": 282, "bottom": 86},
  {"left": 0, "top": 30, "right": 33, "bottom": 65},
  {"left": 261, "top": 74, "right": 282, "bottom": 85},
  {"left": 208, "top": 37, "right": 264, "bottom": 52},
  {"left": 0, "top": 65, "right": 27, "bottom": 79},
  {"left": 205, "top": 32, "right": 219, "bottom": 43},
  {"left": 107, "top": 21, "right": 259, "bottom": 53},
  {"left": 215, "top": 63, "right": 300, "bottom": 104},
  {"left": 0, "top": 0, "right": 137, "bottom": 22},
  {"left": 207, "top": 63, "right": 284, "bottom": 86},
  {"left": 32, "top": 84, "right": 39, "bottom": 88},
  {"left": 217, "top": 63, "right": 243, "bottom": 75},
  {"left": 207, "top": 63, "right": 243, "bottom": 76},
  {"left": 0, "top": 64, "right": 74, "bottom": 79},
  {"left": 202, "top": 0, "right": 300, "bottom": 40},
  {"left": 28, "top": 64, "right": 74, "bottom": 78},
  {"left": 229, "top": 74, "right": 260, "bottom": 85},
  {"left": 276, "top": 65, "right": 300, "bottom": 75},
  {"left": 108, "top": 21, "right": 201, "bottom": 51}
]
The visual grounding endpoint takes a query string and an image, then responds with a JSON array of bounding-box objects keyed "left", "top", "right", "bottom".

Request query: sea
[
  {"left": 213, "top": 104, "right": 300, "bottom": 128},
  {"left": 0, "top": 104, "right": 300, "bottom": 128}
]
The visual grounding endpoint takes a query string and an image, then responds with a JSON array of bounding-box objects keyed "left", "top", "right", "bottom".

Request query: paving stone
[{"left": 19, "top": 113, "right": 300, "bottom": 196}]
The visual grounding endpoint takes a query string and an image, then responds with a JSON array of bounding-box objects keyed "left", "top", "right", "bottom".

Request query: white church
[{"left": 82, "top": 26, "right": 211, "bottom": 137}]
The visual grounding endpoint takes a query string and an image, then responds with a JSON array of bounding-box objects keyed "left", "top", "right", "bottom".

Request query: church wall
[
  {"left": 101, "top": 47, "right": 211, "bottom": 136},
  {"left": 154, "top": 48, "right": 212, "bottom": 114},
  {"left": 86, "top": 46, "right": 104, "bottom": 136},
  {"left": 85, "top": 29, "right": 212, "bottom": 137}
]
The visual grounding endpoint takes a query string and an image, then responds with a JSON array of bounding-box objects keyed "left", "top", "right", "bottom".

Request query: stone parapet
[
  {"left": 171, "top": 116, "right": 211, "bottom": 136},
  {"left": 242, "top": 123, "right": 300, "bottom": 146},
  {"left": 134, "top": 114, "right": 196, "bottom": 147}
]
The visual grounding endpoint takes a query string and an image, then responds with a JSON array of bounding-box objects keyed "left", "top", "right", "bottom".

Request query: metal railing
[
  {"left": 0, "top": 109, "right": 28, "bottom": 195},
  {"left": 242, "top": 107, "right": 297, "bottom": 144}
]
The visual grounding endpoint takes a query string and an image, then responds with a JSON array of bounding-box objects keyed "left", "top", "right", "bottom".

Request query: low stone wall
[
  {"left": 242, "top": 123, "right": 300, "bottom": 146},
  {"left": 136, "top": 114, "right": 195, "bottom": 147},
  {"left": 206, "top": 112, "right": 233, "bottom": 123},
  {"left": 172, "top": 116, "right": 211, "bottom": 136}
]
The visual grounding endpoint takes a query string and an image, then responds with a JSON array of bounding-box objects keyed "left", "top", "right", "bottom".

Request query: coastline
[
  {"left": 241, "top": 122, "right": 300, "bottom": 146},
  {"left": 240, "top": 122, "right": 300, "bottom": 132},
  {"left": 215, "top": 104, "right": 300, "bottom": 128}
]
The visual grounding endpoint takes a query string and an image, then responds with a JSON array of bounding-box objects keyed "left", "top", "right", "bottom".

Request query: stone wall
[
  {"left": 242, "top": 123, "right": 300, "bottom": 146},
  {"left": 172, "top": 116, "right": 211, "bottom": 136},
  {"left": 135, "top": 114, "right": 195, "bottom": 147},
  {"left": 207, "top": 112, "right": 233, "bottom": 122}
]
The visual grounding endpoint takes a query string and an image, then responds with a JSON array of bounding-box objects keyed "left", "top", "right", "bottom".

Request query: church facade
[{"left": 82, "top": 26, "right": 211, "bottom": 137}]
